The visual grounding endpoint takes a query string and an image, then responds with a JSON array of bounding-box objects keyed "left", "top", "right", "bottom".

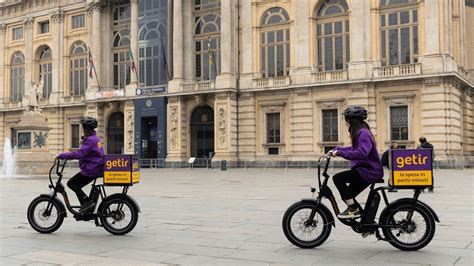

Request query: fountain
[{"left": 1, "top": 138, "right": 16, "bottom": 177}]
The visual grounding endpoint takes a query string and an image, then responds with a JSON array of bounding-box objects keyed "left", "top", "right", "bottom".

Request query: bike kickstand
[{"left": 94, "top": 217, "right": 102, "bottom": 227}]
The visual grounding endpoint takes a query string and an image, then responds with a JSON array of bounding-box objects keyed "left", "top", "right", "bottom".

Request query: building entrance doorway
[
  {"left": 106, "top": 112, "right": 124, "bottom": 154},
  {"left": 140, "top": 116, "right": 158, "bottom": 158},
  {"left": 190, "top": 106, "right": 214, "bottom": 158}
]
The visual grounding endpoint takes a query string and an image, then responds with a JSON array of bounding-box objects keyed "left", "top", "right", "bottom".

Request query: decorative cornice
[
  {"left": 87, "top": 0, "right": 106, "bottom": 15},
  {"left": 351, "top": 83, "right": 367, "bottom": 92},
  {"left": 423, "top": 78, "right": 442, "bottom": 87},
  {"left": 23, "top": 16, "right": 33, "bottom": 28},
  {"left": 50, "top": 10, "right": 65, "bottom": 23}
]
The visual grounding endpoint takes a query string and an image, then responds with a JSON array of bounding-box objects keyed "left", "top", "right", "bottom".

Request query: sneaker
[
  {"left": 337, "top": 207, "right": 361, "bottom": 219},
  {"left": 79, "top": 200, "right": 96, "bottom": 214}
]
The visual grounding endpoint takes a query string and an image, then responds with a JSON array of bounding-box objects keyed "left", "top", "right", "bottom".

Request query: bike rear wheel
[
  {"left": 100, "top": 198, "right": 138, "bottom": 235},
  {"left": 282, "top": 201, "right": 332, "bottom": 248},
  {"left": 27, "top": 196, "right": 64, "bottom": 234},
  {"left": 381, "top": 202, "right": 435, "bottom": 251}
]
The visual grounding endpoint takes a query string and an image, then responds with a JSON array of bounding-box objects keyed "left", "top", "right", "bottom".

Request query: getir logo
[
  {"left": 106, "top": 158, "right": 129, "bottom": 169},
  {"left": 396, "top": 154, "right": 428, "bottom": 168}
]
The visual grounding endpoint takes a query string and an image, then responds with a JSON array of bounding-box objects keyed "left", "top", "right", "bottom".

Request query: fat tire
[
  {"left": 27, "top": 196, "right": 64, "bottom": 234},
  {"left": 100, "top": 198, "right": 138, "bottom": 235},
  {"left": 282, "top": 201, "right": 332, "bottom": 248},
  {"left": 381, "top": 202, "right": 436, "bottom": 251}
]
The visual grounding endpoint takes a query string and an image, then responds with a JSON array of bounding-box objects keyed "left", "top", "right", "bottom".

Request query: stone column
[
  {"left": 237, "top": 92, "right": 256, "bottom": 160},
  {"left": 183, "top": 0, "right": 193, "bottom": 81},
  {"left": 166, "top": 96, "right": 187, "bottom": 162},
  {"left": 240, "top": 0, "right": 254, "bottom": 89},
  {"left": 291, "top": 0, "right": 312, "bottom": 84},
  {"left": 216, "top": 0, "right": 236, "bottom": 89},
  {"left": 50, "top": 10, "right": 65, "bottom": 104},
  {"left": 86, "top": 1, "right": 104, "bottom": 98},
  {"left": 422, "top": 0, "right": 445, "bottom": 73},
  {"left": 169, "top": 0, "right": 184, "bottom": 93},
  {"left": 421, "top": 78, "right": 463, "bottom": 167},
  {"left": 126, "top": 0, "right": 139, "bottom": 96},
  {"left": 23, "top": 16, "right": 34, "bottom": 103},
  {"left": 213, "top": 92, "right": 237, "bottom": 162},
  {"left": 348, "top": 1, "right": 373, "bottom": 79},
  {"left": 0, "top": 23, "right": 5, "bottom": 104}
]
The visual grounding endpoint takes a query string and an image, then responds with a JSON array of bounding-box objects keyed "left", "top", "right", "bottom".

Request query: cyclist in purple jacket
[
  {"left": 331, "top": 106, "right": 384, "bottom": 219},
  {"left": 57, "top": 117, "right": 104, "bottom": 213}
]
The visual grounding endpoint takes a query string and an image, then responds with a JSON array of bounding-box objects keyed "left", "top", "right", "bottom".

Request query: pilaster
[
  {"left": 213, "top": 92, "right": 237, "bottom": 162},
  {"left": 0, "top": 23, "right": 5, "bottom": 104},
  {"left": 216, "top": 0, "right": 236, "bottom": 90},
  {"left": 238, "top": 92, "right": 257, "bottom": 160},
  {"left": 169, "top": 0, "right": 184, "bottom": 93},
  {"left": 86, "top": 0, "right": 105, "bottom": 98},
  {"left": 289, "top": 88, "right": 314, "bottom": 159},
  {"left": 50, "top": 10, "right": 65, "bottom": 104},
  {"left": 23, "top": 16, "right": 34, "bottom": 100},
  {"left": 125, "top": 0, "right": 139, "bottom": 97},
  {"left": 239, "top": 0, "right": 254, "bottom": 89},
  {"left": 124, "top": 101, "right": 135, "bottom": 154},
  {"left": 166, "top": 96, "right": 187, "bottom": 161},
  {"left": 348, "top": 0, "right": 373, "bottom": 79}
]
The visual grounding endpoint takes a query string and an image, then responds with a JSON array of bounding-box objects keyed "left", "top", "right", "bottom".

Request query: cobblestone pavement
[{"left": 1, "top": 168, "right": 473, "bottom": 265}]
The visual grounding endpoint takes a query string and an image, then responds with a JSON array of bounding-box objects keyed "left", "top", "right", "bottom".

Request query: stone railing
[
  {"left": 254, "top": 76, "right": 291, "bottom": 88},
  {"left": 181, "top": 80, "right": 215, "bottom": 92},
  {"left": 374, "top": 63, "right": 421, "bottom": 77},
  {"left": 457, "top": 66, "right": 473, "bottom": 84},
  {"left": 313, "top": 70, "right": 348, "bottom": 82}
]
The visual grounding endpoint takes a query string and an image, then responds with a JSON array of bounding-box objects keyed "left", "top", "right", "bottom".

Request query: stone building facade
[{"left": 0, "top": 0, "right": 473, "bottom": 168}]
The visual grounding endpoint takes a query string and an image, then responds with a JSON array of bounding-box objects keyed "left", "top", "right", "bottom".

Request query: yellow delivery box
[
  {"left": 389, "top": 149, "right": 433, "bottom": 188},
  {"left": 103, "top": 155, "right": 140, "bottom": 186}
]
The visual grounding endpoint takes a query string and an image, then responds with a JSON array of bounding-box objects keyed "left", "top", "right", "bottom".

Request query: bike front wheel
[
  {"left": 381, "top": 202, "right": 436, "bottom": 251},
  {"left": 282, "top": 201, "right": 332, "bottom": 248},
  {"left": 99, "top": 198, "right": 138, "bottom": 235},
  {"left": 27, "top": 196, "right": 64, "bottom": 234}
]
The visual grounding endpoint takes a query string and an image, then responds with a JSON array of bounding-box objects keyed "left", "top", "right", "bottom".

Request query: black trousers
[
  {"left": 333, "top": 169, "right": 370, "bottom": 201},
  {"left": 67, "top": 172, "right": 96, "bottom": 204}
]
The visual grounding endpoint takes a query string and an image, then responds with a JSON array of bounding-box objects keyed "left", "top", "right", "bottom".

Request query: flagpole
[
  {"left": 89, "top": 50, "right": 100, "bottom": 90},
  {"left": 159, "top": 37, "right": 170, "bottom": 81}
]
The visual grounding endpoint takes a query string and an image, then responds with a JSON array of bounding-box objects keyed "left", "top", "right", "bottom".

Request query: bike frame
[
  {"left": 45, "top": 159, "right": 130, "bottom": 220},
  {"left": 308, "top": 155, "right": 422, "bottom": 235}
]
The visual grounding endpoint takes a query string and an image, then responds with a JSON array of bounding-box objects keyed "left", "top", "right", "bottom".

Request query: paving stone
[{"left": 95, "top": 248, "right": 183, "bottom": 263}]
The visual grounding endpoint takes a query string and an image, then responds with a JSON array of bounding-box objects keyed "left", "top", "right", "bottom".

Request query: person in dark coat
[{"left": 417, "top": 136, "right": 434, "bottom": 192}]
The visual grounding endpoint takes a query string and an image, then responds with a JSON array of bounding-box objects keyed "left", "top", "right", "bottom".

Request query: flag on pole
[
  {"left": 88, "top": 49, "right": 100, "bottom": 88},
  {"left": 128, "top": 47, "right": 137, "bottom": 74},
  {"left": 207, "top": 32, "right": 216, "bottom": 80},
  {"left": 88, "top": 50, "right": 95, "bottom": 80},
  {"left": 159, "top": 37, "right": 170, "bottom": 81}
]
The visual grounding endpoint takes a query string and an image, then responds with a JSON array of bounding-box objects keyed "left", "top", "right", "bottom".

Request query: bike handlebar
[{"left": 49, "top": 158, "right": 68, "bottom": 189}]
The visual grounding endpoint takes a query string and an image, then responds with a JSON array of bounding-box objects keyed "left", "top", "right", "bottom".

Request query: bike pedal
[{"left": 362, "top": 232, "right": 373, "bottom": 238}]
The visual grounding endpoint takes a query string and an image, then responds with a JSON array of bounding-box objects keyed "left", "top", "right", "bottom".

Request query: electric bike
[
  {"left": 282, "top": 154, "right": 439, "bottom": 251},
  {"left": 27, "top": 158, "right": 140, "bottom": 235}
]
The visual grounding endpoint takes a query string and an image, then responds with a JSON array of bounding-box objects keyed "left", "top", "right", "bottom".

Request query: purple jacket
[
  {"left": 334, "top": 128, "right": 384, "bottom": 183},
  {"left": 58, "top": 131, "right": 104, "bottom": 177}
]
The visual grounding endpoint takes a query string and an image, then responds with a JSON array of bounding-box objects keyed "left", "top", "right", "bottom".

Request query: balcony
[
  {"left": 457, "top": 66, "right": 474, "bottom": 84},
  {"left": 181, "top": 80, "right": 215, "bottom": 92},
  {"left": 254, "top": 76, "right": 291, "bottom": 88},
  {"left": 312, "top": 69, "right": 348, "bottom": 82},
  {"left": 374, "top": 63, "right": 422, "bottom": 78}
]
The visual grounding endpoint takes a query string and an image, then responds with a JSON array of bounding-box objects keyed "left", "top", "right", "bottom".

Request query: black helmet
[
  {"left": 80, "top": 116, "right": 98, "bottom": 129},
  {"left": 342, "top": 106, "right": 368, "bottom": 120}
]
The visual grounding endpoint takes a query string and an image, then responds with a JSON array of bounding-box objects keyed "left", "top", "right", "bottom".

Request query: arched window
[
  {"left": 69, "top": 41, "right": 88, "bottom": 96},
  {"left": 315, "top": 0, "right": 350, "bottom": 71},
  {"left": 380, "top": 0, "right": 418, "bottom": 66},
  {"left": 10, "top": 51, "right": 24, "bottom": 102},
  {"left": 194, "top": 13, "right": 221, "bottom": 80},
  {"left": 193, "top": 0, "right": 221, "bottom": 81},
  {"left": 38, "top": 46, "right": 52, "bottom": 98},
  {"left": 113, "top": 29, "right": 131, "bottom": 89},
  {"left": 260, "top": 7, "right": 290, "bottom": 78},
  {"left": 138, "top": 21, "right": 168, "bottom": 86}
]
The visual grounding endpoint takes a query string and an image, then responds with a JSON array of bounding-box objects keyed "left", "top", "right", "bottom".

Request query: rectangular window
[
  {"left": 17, "top": 132, "right": 31, "bottom": 149},
  {"left": 72, "top": 14, "right": 85, "bottom": 29},
  {"left": 390, "top": 106, "right": 408, "bottom": 140},
  {"left": 12, "top": 27, "right": 23, "bottom": 40},
  {"left": 71, "top": 124, "right": 80, "bottom": 148},
  {"left": 388, "top": 29, "right": 399, "bottom": 65},
  {"left": 39, "top": 21, "right": 49, "bottom": 34},
  {"left": 400, "top": 27, "right": 410, "bottom": 64},
  {"left": 266, "top": 113, "right": 281, "bottom": 144},
  {"left": 322, "top": 109, "right": 338, "bottom": 142}
]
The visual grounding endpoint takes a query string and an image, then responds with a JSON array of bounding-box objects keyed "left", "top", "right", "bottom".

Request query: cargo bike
[
  {"left": 27, "top": 155, "right": 140, "bottom": 235},
  {"left": 282, "top": 149, "right": 439, "bottom": 251}
]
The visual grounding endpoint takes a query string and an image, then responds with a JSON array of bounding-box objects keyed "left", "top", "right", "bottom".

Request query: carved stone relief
[
  {"left": 170, "top": 107, "right": 178, "bottom": 150},
  {"left": 218, "top": 107, "right": 226, "bottom": 147}
]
